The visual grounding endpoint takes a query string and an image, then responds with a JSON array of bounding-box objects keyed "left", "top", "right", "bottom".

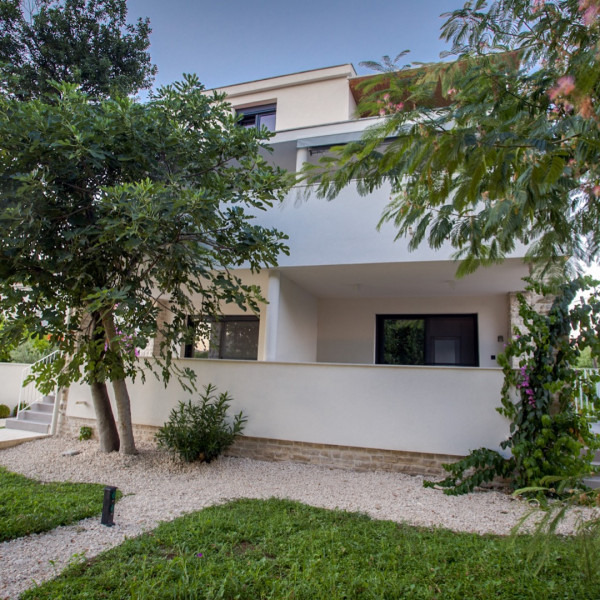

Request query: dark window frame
[
  {"left": 184, "top": 315, "right": 260, "bottom": 360},
  {"left": 236, "top": 104, "right": 276, "bottom": 131},
  {"left": 375, "top": 314, "right": 479, "bottom": 367}
]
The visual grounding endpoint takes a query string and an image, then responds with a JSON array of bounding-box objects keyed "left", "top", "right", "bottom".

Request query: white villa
[{"left": 17, "top": 65, "right": 531, "bottom": 473}]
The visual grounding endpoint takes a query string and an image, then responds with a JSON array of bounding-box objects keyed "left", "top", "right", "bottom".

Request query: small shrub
[
  {"left": 156, "top": 384, "right": 246, "bottom": 463},
  {"left": 0, "top": 404, "right": 9, "bottom": 419},
  {"left": 79, "top": 426, "right": 93, "bottom": 441}
]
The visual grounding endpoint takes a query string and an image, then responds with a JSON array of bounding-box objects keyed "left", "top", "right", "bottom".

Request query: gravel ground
[{"left": 0, "top": 437, "right": 596, "bottom": 599}]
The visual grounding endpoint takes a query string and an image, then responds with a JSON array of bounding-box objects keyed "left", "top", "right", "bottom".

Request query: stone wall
[
  {"left": 58, "top": 416, "right": 461, "bottom": 477},
  {"left": 507, "top": 290, "right": 554, "bottom": 340}
]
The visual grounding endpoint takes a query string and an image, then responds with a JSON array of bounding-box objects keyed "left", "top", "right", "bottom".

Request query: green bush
[
  {"left": 8, "top": 336, "right": 55, "bottom": 364},
  {"left": 79, "top": 426, "right": 93, "bottom": 441},
  {"left": 156, "top": 384, "right": 246, "bottom": 463},
  {"left": 0, "top": 404, "right": 9, "bottom": 419}
]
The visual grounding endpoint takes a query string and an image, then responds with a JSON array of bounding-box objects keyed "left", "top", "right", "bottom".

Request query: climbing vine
[{"left": 426, "top": 277, "right": 600, "bottom": 496}]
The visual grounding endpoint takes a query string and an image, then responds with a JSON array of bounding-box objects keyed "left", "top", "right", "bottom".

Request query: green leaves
[
  {"left": 428, "top": 277, "right": 600, "bottom": 496},
  {"left": 0, "top": 78, "right": 291, "bottom": 395},
  {"left": 155, "top": 384, "right": 247, "bottom": 463},
  {"left": 310, "top": 0, "right": 600, "bottom": 276},
  {"left": 0, "top": 0, "right": 156, "bottom": 99}
]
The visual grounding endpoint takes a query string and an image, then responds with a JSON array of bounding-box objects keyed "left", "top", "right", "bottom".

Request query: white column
[
  {"left": 262, "top": 270, "right": 281, "bottom": 361},
  {"left": 295, "top": 147, "right": 309, "bottom": 173}
]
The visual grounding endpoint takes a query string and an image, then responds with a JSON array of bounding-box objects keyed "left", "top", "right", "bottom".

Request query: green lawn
[
  {"left": 0, "top": 466, "right": 116, "bottom": 542},
  {"left": 21, "top": 497, "right": 600, "bottom": 599}
]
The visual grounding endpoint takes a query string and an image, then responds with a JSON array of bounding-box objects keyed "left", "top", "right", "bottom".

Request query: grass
[
  {"left": 21, "top": 497, "right": 600, "bottom": 599},
  {"left": 0, "top": 466, "right": 117, "bottom": 542}
]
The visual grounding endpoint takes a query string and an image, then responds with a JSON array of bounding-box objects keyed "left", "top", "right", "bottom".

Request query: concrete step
[
  {"left": 31, "top": 402, "right": 53, "bottom": 414},
  {"left": 584, "top": 476, "right": 600, "bottom": 489},
  {"left": 4, "top": 397, "right": 54, "bottom": 434},
  {"left": 21, "top": 410, "right": 51, "bottom": 424},
  {"left": 4, "top": 417, "right": 50, "bottom": 434}
]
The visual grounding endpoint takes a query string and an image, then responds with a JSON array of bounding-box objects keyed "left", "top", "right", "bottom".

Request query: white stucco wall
[
  {"left": 217, "top": 65, "right": 357, "bottom": 131},
  {"left": 258, "top": 183, "right": 478, "bottom": 266},
  {"left": 252, "top": 183, "right": 531, "bottom": 268},
  {"left": 65, "top": 359, "right": 509, "bottom": 457},
  {"left": 0, "top": 363, "right": 29, "bottom": 411},
  {"left": 316, "top": 294, "right": 509, "bottom": 368},
  {"left": 274, "top": 274, "right": 318, "bottom": 362}
]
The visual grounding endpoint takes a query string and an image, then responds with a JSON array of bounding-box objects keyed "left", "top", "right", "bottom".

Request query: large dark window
[
  {"left": 236, "top": 104, "right": 276, "bottom": 131},
  {"left": 184, "top": 316, "right": 259, "bottom": 360},
  {"left": 376, "top": 314, "right": 479, "bottom": 367}
]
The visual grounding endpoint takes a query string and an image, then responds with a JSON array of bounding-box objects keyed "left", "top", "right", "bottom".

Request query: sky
[{"left": 125, "top": 0, "right": 461, "bottom": 92}]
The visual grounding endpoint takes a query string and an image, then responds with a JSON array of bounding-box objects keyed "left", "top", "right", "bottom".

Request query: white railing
[
  {"left": 16, "top": 350, "right": 60, "bottom": 419},
  {"left": 575, "top": 369, "right": 600, "bottom": 415}
]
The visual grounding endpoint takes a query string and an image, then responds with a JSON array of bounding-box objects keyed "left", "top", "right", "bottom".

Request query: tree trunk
[
  {"left": 87, "top": 312, "right": 120, "bottom": 453},
  {"left": 102, "top": 311, "right": 138, "bottom": 455},
  {"left": 90, "top": 381, "right": 120, "bottom": 452},
  {"left": 110, "top": 377, "right": 137, "bottom": 455}
]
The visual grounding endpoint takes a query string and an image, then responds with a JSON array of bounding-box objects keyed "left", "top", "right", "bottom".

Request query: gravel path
[{"left": 0, "top": 437, "right": 594, "bottom": 599}]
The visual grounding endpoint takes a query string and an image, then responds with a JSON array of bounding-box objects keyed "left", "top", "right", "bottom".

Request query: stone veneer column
[
  {"left": 507, "top": 290, "right": 555, "bottom": 367},
  {"left": 152, "top": 301, "right": 172, "bottom": 358}
]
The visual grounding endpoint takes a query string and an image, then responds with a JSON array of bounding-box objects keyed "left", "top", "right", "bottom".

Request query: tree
[
  {"left": 309, "top": 0, "right": 600, "bottom": 277},
  {"left": 0, "top": 77, "right": 291, "bottom": 454},
  {"left": 0, "top": 0, "right": 155, "bottom": 98}
]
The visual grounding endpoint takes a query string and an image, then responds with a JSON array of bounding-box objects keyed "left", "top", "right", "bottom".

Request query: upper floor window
[
  {"left": 236, "top": 104, "right": 276, "bottom": 132},
  {"left": 376, "top": 314, "right": 479, "bottom": 367}
]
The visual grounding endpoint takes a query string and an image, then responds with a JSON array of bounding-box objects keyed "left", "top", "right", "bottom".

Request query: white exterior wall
[
  {"left": 65, "top": 359, "right": 509, "bottom": 457},
  {"left": 0, "top": 363, "right": 29, "bottom": 411},
  {"left": 217, "top": 65, "right": 357, "bottom": 131},
  {"left": 274, "top": 274, "right": 318, "bottom": 362},
  {"left": 256, "top": 183, "right": 527, "bottom": 267},
  {"left": 317, "top": 294, "right": 509, "bottom": 368}
]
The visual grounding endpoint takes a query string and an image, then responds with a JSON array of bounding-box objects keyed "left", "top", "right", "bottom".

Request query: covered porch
[{"left": 241, "top": 258, "right": 530, "bottom": 368}]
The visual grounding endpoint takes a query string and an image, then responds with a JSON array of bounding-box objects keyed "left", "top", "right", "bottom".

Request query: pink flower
[
  {"left": 383, "top": 93, "right": 390, "bottom": 102},
  {"left": 579, "top": 0, "right": 600, "bottom": 25},
  {"left": 548, "top": 75, "right": 576, "bottom": 101},
  {"left": 532, "top": 0, "right": 545, "bottom": 13},
  {"left": 593, "top": 185, "right": 600, "bottom": 197},
  {"left": 379, "top": 109, "right": 386, "bottom": 117}
]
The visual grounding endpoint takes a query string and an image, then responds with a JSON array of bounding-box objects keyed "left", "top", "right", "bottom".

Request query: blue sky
[{"left": 126, "top": 0, "right": 461, "bottom": 91}]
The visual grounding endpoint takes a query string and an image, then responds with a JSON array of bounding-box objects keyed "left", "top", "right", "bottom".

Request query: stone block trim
[
  {"left": 225, "top": 437, "right": 462, "bottom": 476},
  {"left": 59, "top": 417, "right": 159, "bottom": 444},
  {"left": 58, "top": 418, "right": 462, "bottom": 476}
]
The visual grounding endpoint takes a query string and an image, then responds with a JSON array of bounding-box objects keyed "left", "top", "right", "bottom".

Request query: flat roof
[{"left": 209, "top": 64, "right": 357, "bottom": 93}]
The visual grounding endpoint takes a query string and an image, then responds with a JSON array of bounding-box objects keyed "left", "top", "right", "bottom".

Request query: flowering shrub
[
  {"left": 426, "top": 277, "right": 600, "bottom": 496},
  {"left": 156, "top": 384, "right": 246, "bottom": 463}
]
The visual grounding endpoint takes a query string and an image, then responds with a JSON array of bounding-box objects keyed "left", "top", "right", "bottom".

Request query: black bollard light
[{"left": 101, "top": 486, "right": 117, "bottom": 526}]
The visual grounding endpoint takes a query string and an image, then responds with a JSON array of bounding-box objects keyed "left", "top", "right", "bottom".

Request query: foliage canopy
[
  {"left": 0, "top": 77, "right": 291, "bottom": 453},
  {"left": 309, "top": 0, "right": 600, "bottom": 277},
  {"left": 0, "top": 0, "right": 156, "bottom": 98}
]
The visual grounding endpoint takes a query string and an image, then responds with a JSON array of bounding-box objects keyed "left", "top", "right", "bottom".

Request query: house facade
[{"left": 62, "top": 65, "right": 530, "bottom": 474}]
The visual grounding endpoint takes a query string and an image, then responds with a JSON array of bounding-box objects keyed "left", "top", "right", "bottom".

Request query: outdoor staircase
[
  {"left": 584, "top": 421, "right": 600, "bottom": 489},
  {"left": 5, "top": 395, "right": 55, "bottom": 435}
]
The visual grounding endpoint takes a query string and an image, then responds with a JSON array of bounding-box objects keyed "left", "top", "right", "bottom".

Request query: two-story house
[{"left": 63, "top": 64, "right": 529, "bottom": 474}]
